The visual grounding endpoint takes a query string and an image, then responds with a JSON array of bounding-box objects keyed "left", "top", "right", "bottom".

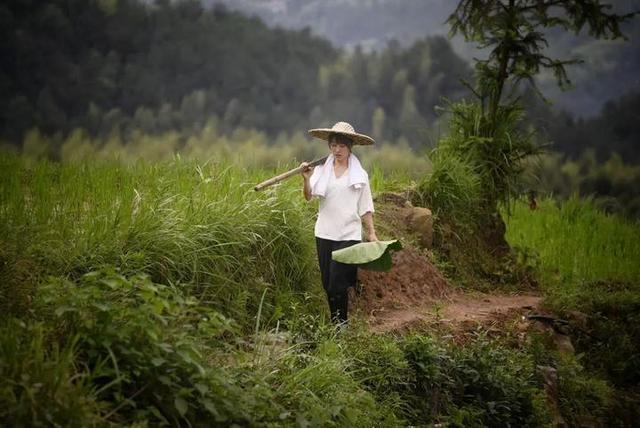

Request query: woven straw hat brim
[{"left": 308, "top": 128, "right": 375, "bottom": 146}]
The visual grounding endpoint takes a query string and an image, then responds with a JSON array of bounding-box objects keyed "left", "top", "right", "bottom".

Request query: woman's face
[{"left": 329, "top": 140, "right": 351, "bottom": 161}]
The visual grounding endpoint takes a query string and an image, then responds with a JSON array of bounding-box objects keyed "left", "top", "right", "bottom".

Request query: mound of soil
[
  {"left": 351, "top": 246, "right": 450, "bottom": 317},
  {"left": 349, "top": 194, "right": 541, "bottom": 334}
]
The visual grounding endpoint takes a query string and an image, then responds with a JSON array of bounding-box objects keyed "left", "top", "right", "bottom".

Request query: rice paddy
[{"left": 505, "top": 196, "right": 640, "bottom": 287}]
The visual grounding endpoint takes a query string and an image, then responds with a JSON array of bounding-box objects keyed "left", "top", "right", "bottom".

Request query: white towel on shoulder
[{"left": 309, "top": 153, "right": 368, "bottom": 197}]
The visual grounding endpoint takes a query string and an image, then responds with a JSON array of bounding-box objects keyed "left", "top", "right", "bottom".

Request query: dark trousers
[{"left": 315, "top": 237, "right": 360, "bottom": 324}]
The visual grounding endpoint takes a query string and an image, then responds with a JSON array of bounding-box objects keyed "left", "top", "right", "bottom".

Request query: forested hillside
[
  {"left": 541, "top": 91, "right": 640, "bottom": 163},
  {"left": 0, "top": 0, "right": 470, "bottom": 145},
  {"left": 3, "top": 0, "right": 639, "bottom": 212}
]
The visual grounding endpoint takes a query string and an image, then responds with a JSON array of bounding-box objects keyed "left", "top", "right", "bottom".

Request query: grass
[
  {"left": 506, "top": 195, "right": 640, "bottom": 398},
  {"left": 2, "top": 150, "right": 638, "bottom": 426},
  {"left": 505, "top": 195, "right": 640, "bottom": 287},
  {"left": 0, "top": 151, "right": 405, "bottom": 425},
  {"left": 0, "top": 152, "right": 322, "bottom": 327}
]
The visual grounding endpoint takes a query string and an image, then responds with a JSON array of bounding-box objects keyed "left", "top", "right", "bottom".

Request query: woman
[{"left": 300, "top": 122, "right": 378, "bottom": 324}]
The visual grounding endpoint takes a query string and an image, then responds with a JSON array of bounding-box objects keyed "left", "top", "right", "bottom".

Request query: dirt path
[
  {"left": 364, "top": 292, "right": 542, "bottom": 333},
  {"left": 349, "top": 242, "right": 542, "bottom": 334}
]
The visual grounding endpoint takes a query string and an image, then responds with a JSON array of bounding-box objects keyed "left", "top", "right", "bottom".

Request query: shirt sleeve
[{"left": 357, "top": 181, "right": 374, "bottom": 217}]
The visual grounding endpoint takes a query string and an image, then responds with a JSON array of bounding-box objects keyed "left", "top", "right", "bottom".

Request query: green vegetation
[
  {"left": 528, "top": 149, "right": 640, "bottom": 220},
  {"left": 447, "top": 0, "right": 635, "bottom": 129},
  {"left": 506, "top": 197, "right": 640, "bottom": 425},
  {"left": 1, "top": 0, "right": 469, "bottom": 146},
  {"left": 1, "top": 271, "right": 398, "bottom": 426},
  {"left": 2, "top": 151, "right": 638, "bottom": 426},
  {"left": 2, "top": 0, "right": 638, "bottom": 425},
  {"left": 0, "top": 152, "right": 399, "bottom": 425},
  {"left": 506, "top": 197, "right": 640, "bottom": 389},
  {"left": 538, "top": 91, "right": 640, "bottom": 164},
  {"left": 0, "top": 152, "right": 320, "bottom": 326},
  {"left": 506, "top": 196, "right": 640, "bottom": 286},
  {"left": 412, "top": 100, "right": 539, "bottom": 289},
  {"left": 14, "top": 125, "right": 432, "bottom": 179},
  {"left": 407, "top": 0, "right": 639, "bottom": 290}
]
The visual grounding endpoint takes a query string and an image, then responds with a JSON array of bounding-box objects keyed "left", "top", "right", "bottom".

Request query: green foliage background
[
  {"left": 0, "top": 0, "right": 469, "bottom": 147},
  {"left": 2, "top": 153, "right": 639, "bottom": 426},
  {"left": 1, "top": 0, "right": 639, "bottom": 425}
]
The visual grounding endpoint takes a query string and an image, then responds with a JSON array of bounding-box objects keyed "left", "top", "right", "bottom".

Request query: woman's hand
[
  {"left": 300, "top": 162, "right": 314, "bottom": 179},
  {"left": 361, "top": 212, "right": 378, "bottom": 241},
  {"left": 301, "top": 162, "right": 313, "bottom": 201}
]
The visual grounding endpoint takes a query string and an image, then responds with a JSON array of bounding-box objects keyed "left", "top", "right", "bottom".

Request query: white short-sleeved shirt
[{"left": 314, "top": 168, "right": 374, "bottom": 241}]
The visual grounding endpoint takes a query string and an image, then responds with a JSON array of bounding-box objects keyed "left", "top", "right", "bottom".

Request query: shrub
[
  {"left": 37, "top": 268, "right": 248, "bottom": 425},
  {"left": 556, "top": 354, "right": 614, "bottom": 427},
  {"left": 546, "top": 280, "right": 640, "bottom": 387},
  {"left": 401, "top": 334, "right": 551, "bottom": 427},
  {"left": 341, "top": 329, "right": 413, "bottom": 419},
  {"left": 414, "top": 100, "right": 541, "bottom": 289},
  {"left": 415, "top": 100, "right": 539, "bottom": 221},
  {"left": 0, "top": 320, "right": 103, "bottom": 427}
]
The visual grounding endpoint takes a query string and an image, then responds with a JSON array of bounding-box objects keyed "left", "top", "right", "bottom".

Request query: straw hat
[{"left": 308, "top": 121, "right": 375, "bottom": 146}]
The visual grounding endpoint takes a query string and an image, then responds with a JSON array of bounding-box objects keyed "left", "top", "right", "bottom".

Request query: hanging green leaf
[{"left": 332, "top": 240, "right": 403, "bottom": 272}]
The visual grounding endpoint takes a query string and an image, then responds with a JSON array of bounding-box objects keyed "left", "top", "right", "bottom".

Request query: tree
[
  {"left": 438, "top": 0, "right": 637, "bottom": 252},
  {"left": 447, "top": 0, "right": 637, "bottom": 128}
]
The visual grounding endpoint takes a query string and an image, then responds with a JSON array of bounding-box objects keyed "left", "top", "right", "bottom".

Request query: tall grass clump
[
  {"left": 0, "top": 151, "right": 318, "bottom": 328},
  {"left": 505, "top": 195, "right": 640, "bottom": 286},
  {"left": 328, "top": 327, "right": 557, "bottom": 427},
  {"left": 252, "top": 336, "right": 402, "bottom": 427},
  {"left": 0, "top": 320, "right": 104, "bottom": 426},
  {"left": 413, "top": 100, "right": 540, "bottom": 287},
  {"left": 0, "top": 150, "right": 406, "bottom": 425},
  {"left": 506, "top": 196, "right": 640, "bottom": 402}
]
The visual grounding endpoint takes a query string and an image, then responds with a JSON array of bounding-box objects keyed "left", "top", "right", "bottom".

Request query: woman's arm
[
  {"left": 361, "top": 211, "right": 378, "bottom": 241},
  {"left": 300, "top": 162, "right": 313, "bottom": 201}
]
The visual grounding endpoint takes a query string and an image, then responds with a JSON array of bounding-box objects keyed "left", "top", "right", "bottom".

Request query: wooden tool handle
[{"left": 254, "top": 156, "right": 328, "bottom": 191}]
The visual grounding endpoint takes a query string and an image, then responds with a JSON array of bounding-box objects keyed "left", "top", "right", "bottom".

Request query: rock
[
  {"left": 407, "top": 207, "right": 433, "bottom": 249},
  {"left": 566, "top": 310, "right": 589, "bottom": 330},
  {"left": 376, "top": 192, "right": 409, "bottom": 207},
  {"left": 537, "top": 365, "right": 567, "bottom": 427},
  {"left": 529, "top": 318, "right": 575, "bottom": 354},
  {"left": 531, "top": 320, "right": 550, "bottom": 334},
  {"left": 553, "top": 333, "right": 575, "bottom": 355}
]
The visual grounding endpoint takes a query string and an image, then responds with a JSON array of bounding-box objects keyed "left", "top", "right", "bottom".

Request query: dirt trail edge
[{"left": 350, "top": 247, "right": 542, "bottom": 333}]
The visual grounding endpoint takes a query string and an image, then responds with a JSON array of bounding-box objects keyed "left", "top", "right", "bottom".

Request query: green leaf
[
  {"left": 151, "top": 357, "right": 166, "bottom": 367},
  {"left": 54, "top": 306, "right": 78, "bottom": 317},
  {"left": 195, "top": 382, "right": 208, "bottom": 395},
  {"left": 296, "top": 414, "right": 310, "bottom": 428},
  {"left": 100, "top": 278, "right": 122, "bottom": 289},
  {"left": 202, "top": 399, "right": 219, "bottom": 417},
  {"left": 149, "top": 406, "right": 169, "bottom": 424},
  {"left": 157, "top": 342, "right": 173, "bottom": 353},
  {"left": 279, "top": 411, "right": 291, "bottom": 420},
  {"left": 174, "top": 397, "right": 188, "bottom": 417},
  {"left": 331, "top": 240, "right": 403, "bottom": 271},
  {"left": 91, "top": 302, "right": 111, "bottom": 311},
  {"left": 158, "top": 375, "right": 172, "bottom": 386}
]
